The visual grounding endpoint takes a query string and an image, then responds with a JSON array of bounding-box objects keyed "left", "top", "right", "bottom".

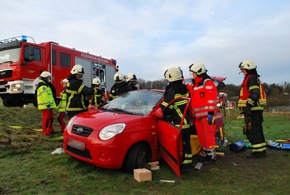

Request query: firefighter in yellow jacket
[
  {"left": 58, "top": 78, "right": 69, "bottom": 132},
  {"left": 37, "top": 71, "right": 57, "bottom": 137},
  {"left": 238, "top": 60, "right": 266, "bottom": 158}
]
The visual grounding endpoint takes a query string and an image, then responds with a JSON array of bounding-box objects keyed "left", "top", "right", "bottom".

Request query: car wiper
[
  {"left": 0, "top": 60, "right": 13, "bottom": 65},
  {"left": 108, "top": 108, "right": 136, "bottom": 115}
]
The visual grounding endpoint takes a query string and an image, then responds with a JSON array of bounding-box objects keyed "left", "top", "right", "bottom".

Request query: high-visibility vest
[
  {"left": 37, "top": 80, "right": 56, "bottom": 110},
  {"left": 58, "top": 90, "right": 67, "bottom": 112},
  {"left": 190, "top": 78, "right": 218, "bottom": 118},
  {"left": 238, "top": 74, "right": 266, "bottom": 110}
]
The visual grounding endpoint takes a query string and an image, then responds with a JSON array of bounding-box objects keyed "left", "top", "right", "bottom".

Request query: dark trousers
[{"left": 245, "top": 110, "right": 266, "bottom": 151}]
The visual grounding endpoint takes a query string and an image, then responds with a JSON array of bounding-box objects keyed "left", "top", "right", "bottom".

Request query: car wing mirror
[
  {"left": 88, "top": 104, "right": 98, "bottom": 111},
  {"left": 155, "top": 108, "right": 163, "bottom": 118}
]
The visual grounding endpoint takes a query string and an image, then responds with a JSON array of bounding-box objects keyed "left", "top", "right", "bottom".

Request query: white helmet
[
  {"left": 62, "top": 78, "right": 68, "bottom": 83},
  {"left": 239, "top": 60, "right": 256, "bottom": 70},
  {"left": 114, "top": 72, "right": 124, "bottom": 83},
  {"left": 70, "top": 64, "right": 84, "bottom": 75},
  {"left": 189, "top": 63, "right": 206, "bottom": 75},
  {"left": 92, "top": 77, "right": 101, "bottom": 85},
  {"left": 40, "top": 71, "right": 51, "bottom": 78},
  {"left": 164, "top": 67, "right": 182, "bottom": 82},
  {"left": 127, "top": 72, "right": 137, "bottom": 82}
]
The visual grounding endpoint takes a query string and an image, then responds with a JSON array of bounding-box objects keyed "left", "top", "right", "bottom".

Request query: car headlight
[
  {"left": 99, "top": 123, "right": 126, "bottom": 140},
  {"left": 65, "top": 116, "right": 75, "bottom": 131}
]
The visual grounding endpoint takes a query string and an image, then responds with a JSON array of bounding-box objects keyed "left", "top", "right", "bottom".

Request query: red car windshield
[{"left": 103, "top": 90, "right": 163, "bottom": 116}]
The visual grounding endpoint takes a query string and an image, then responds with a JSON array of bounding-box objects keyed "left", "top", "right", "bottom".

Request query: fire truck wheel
[{"left": 2, "top": 95, "right": 24, "bottom": 107}]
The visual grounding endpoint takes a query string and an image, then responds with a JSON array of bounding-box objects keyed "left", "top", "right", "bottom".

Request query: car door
[
  {"left": 157, "top": 96, "right": 191, "bottom": 177},
  {"left": 157, "top": 120, "right": 183, "bottom": 176}
]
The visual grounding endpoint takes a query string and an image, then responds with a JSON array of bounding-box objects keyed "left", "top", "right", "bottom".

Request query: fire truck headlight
[{"left": 11, "top": 83, "right": 23, "bottom": 92}]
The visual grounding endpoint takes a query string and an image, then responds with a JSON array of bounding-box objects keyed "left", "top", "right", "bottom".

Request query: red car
[{"left": 63, "top": 89, "right": 225, "bottom": 176}]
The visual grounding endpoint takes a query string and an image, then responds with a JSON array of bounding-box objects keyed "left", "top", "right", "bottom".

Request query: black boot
[
  {"left": 201, "top": 155, "right": 216, "bottom": 164},
  {"left": 246, "top": 151, "right": 266, "bottom": 159}
]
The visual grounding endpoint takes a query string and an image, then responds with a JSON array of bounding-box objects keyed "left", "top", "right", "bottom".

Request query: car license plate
[{"left": 68, "top": 138, "right": 85, "bottom": 151}]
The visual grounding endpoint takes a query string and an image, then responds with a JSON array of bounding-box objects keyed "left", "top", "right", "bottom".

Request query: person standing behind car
[
  {"left": 66, "top": 64, "right": 94, "bottom": 118},
  {"left": 36, "top": 71, "right": 57, "bottom": 137},
  {"left": 238, "top": 60, "right": 266, "bottom": 158},
  {"left": 109, "top": 71, "right": 130, "bottom": 100},
  {"left": 188, "top": 63, "right": 218, "bottom": 164},
  {"left": 161, "top": 67, "right": 192, "bottom": 173},
  {"left": 91, "top": 77, "right": 105, "bottom": 108},
  {"left": 126, "top": 72, "right": 141, "bottom": 91},
  {"left": 57, "top": 78, "right": 69, "bottom": 132}
]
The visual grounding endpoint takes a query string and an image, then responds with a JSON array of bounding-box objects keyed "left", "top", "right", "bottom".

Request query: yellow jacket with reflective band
[
  {"left": 58, "top": 90, "right": 67, "bottom": 112},
  {"left": 37, "top": 80, "right": 57, "bottom": 110}
]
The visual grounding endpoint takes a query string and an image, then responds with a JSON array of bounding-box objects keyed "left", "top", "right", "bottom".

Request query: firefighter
[
  {"left": 36, "top": 71, "right": 57, "bottom": 137},
  {"left": 57, "top": 79, "right": 69, "bottom": 132},
  {"left": 126, "top": 72, "right": 141, "bottom": 91},
  {"left": 161, "top": 67, "right": 192, "bottom": 173},
  {"left": 188, "top": 63, "right": 218, "bottom": 164},
  {"left": 91, "top": 77, "right": 105, "bottom": 107},
  {"left": 238, "top": 60, "right": 266, "bottom": 158},
  {"left": 109, "top": 72, "right": 130, "bottom": 100},
  {"left": 66, "top": 64, "right": 94, "bottom": 118}
]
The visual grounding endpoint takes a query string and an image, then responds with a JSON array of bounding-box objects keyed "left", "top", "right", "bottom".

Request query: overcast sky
[{"left": 2, "top": 0, "right": 290, "bottom": 85}]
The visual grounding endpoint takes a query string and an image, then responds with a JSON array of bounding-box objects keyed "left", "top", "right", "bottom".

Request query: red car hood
[{"left": 71, "top": 110, "right": 143, "bottom": 131}]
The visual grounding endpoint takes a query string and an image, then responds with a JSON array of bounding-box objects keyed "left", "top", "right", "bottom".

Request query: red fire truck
[{"left": 0, "top": 35, "right": 118, "bottom": 107}]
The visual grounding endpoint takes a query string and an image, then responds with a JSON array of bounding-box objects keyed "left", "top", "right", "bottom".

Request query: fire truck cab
[{"left": 0, "top": 35, "right": 117, "bottom": 107}]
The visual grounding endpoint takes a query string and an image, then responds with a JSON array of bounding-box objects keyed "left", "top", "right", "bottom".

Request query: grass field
[{"left": 0, "top": 106, "right": 290, "bottom": 194}]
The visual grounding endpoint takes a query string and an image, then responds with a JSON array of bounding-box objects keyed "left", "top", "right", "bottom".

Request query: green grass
[{"left": 1, "top": 106, "right": 290, "bottom": 194}]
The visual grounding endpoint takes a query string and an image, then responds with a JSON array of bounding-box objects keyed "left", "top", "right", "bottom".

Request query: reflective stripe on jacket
[
  {"left": 190, "top": 78, "right": 218, "bottom": 118},
  {"left": 58, "top": 91, "right": 67, "bottom": 112},
  {"left": 161, "top": 86, "right": 190, "bottom": 129},
  {"left": 92, "top": 87, "right": 105, "bottom": 106},
  {"left": 238, "top": 74, "right": 265, "bottom": 111},
  {"left": 37, "top": 80, "right": 56, "bottom": 110},
  {"left": 66, "top": 77, "right": 94, "bottom": 112}
]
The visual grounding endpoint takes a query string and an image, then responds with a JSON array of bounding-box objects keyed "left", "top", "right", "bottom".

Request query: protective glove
[
  {"left": 244, "top": 102, "right": 253, "bottom": 116},
  {"left": 47, "top": 105, "right": 51, "bottom": 110},
  {"left": 207, "top": 114, "right": 215, "bottom": 125}
]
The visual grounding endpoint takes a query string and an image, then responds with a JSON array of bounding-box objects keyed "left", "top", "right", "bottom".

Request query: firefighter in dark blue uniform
[
  {"left": 238, "top": 60, "right": 266, "bottom": 158},
  {"left": 161, "top": 67, "right": 192, "bottom": 173},
  {"left": 66, "top": 64, "right": 94, "bottom": 118},
  {"left": 109, "top": 72, "right": 130, "bottom": 100}
]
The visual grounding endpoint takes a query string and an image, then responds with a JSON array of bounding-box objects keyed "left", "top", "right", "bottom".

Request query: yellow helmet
[
  {"left": 92, "top": 77, "right": 101, "bottom": 85},
  {"left": 40, "top": 71, "right": 51, "bottom": 78},
  {"left": 239, "top": 60, "right": 256, "bottom": 70},
  {"left": 127, "top": 73, "right": 137, "bottom": 82},
  {"left": 70, "top": 64, "right": 84, "bottom": 74},
  {"left": 189, "top": 63, "right": 206, "bottom": 75},
  {"left": 114, "top": 72, "right": 124, "bottom": 83},
  {"left": 164, "top": 67, "right": 182, "bottom": 82},
  {"left": 62, "top": 78, "right": 68, "bottom": 83}
]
